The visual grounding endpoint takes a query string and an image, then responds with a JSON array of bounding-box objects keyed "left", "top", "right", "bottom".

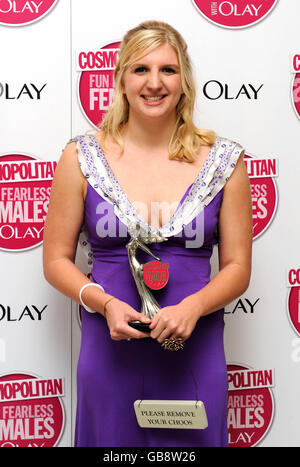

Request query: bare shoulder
[
  {"left": 219, "top": 148, "right": 252, "bottom": 236},
  {"left": 223, "top": 149, "right": 248, "bottom": 194},
  {"left": 52, "top": 140, "right": 86, "bottom": 198},
  {"left": 58, "top": 140, "right": 80, "bottom": 171},
  {"left": 43, "top": 141, "right": 87, "bottom": 262}
]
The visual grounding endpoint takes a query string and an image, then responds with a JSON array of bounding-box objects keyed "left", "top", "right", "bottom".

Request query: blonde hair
[{"left": 99, "top": 20, "right": 216, "bottom": 162}]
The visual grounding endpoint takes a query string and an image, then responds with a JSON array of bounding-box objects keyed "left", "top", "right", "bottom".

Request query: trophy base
[{"left": 128, "top": 320, "right": 151, "bottom": 333}]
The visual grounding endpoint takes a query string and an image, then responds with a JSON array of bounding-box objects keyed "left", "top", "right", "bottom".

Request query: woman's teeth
[{"left": 143, "top": 95, "right": 165, "bottom": 101}]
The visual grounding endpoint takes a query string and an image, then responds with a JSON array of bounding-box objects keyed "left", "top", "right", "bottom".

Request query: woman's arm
[
  {"left": 43, "top": 142, "right": 150, "bottom": 338},
  {"left": 150, "top": 153, "right": 252, "bottom": 342},
  {"left": 181, "top": 152, "right": 252, "bottom": 317},
  {"left": 43, "top": 142, "right": 108, "bottom": 310}
]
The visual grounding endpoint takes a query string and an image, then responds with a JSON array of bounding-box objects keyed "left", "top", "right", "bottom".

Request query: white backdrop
[{"left": 0, "top": 0, "right": 299, "bottom": 447}]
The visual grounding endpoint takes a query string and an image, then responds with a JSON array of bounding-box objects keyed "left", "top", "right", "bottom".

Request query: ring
[{"left": 161, "top": 337, "right": 184, "bottom": 351}]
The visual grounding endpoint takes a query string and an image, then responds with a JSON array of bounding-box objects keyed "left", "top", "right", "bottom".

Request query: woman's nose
[{"left": 146, "top": 69, "right": 162, "bottom": 89}]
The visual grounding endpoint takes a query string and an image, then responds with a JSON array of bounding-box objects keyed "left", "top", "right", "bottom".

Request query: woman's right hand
[{"left": 104, "top": 298, "right": 151, "bottom": 341}]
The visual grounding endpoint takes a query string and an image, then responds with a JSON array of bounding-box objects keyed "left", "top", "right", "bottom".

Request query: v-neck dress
[{"left": 70, "top": 134, "right": 244, "bottom": 447}]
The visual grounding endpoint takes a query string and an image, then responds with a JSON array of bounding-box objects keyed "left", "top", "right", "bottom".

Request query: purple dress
[{"left": 72, "top": 134, "right": 244, "bottom": 447}]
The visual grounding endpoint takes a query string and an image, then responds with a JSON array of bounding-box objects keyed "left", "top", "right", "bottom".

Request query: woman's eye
[
  {"left": 133, "top": 66, "right": 177, "bottom": 74},
  {"left": 134, "top": 66, "right": 147, "bottom": 73},
  {"left": 162, "top": 67, "right": 176, "bottom": 74}
]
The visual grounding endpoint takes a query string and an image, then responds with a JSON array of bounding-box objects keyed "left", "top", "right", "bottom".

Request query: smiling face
[{"left": 121, "top": 43, "right": 183, "bottom": 122}]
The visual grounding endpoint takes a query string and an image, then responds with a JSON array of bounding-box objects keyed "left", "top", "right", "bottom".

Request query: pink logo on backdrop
[
  {"left": 0, "top": 373, "right": 64, "bottom": 447},
  {"left": 77, "top": 41, "right": 121, "bottom": 128},
  {"left": 227, "top": 364, "right": 275, "bottom": 447},
  {"left": 291, "top": 54, "right": 300, "bottom": 120},
  {"left": 0, "top": 153, "right": 56, "bottom": 251},
  {"left": 244, "top": 153, "right": 278, "bottom": 240},
  {"left": 0, "top": 0, "right": 58, "bottom": 26},
  {"left": 287, "top": 269, "right": 300, "bottom": 336},
  {"left": 192, "top": 0, "right": 278, "bottom": 28}
]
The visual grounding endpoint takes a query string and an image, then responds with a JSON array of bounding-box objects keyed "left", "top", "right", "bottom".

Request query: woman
[{"left": 43, "top": 20, "right": 252, "bottom": 447}]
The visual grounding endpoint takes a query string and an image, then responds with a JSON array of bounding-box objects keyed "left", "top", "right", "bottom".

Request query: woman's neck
[{"left": 123, "top": 112, "right": 177, "bottom": 151}]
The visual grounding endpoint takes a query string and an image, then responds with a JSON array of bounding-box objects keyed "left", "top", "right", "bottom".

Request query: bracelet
[
  {"left": 103, "top": 297, "right": 115, "bottom": 318},
  {"left": 79, "top": 283, "right": 105, "bottom": 314}
]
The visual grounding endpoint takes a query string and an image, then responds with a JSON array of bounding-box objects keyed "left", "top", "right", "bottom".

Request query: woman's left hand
[{"left": 149, "top": 300, "right": 200, "bottom": 343}]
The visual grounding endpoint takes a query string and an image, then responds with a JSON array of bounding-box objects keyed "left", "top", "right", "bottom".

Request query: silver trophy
[{"left": 126, "top": 233, "right": 168, "bottom": 333}]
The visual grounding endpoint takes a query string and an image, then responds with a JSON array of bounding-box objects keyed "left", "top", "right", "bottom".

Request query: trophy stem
[{"left": 126, "top": 238, "right": 161, "bottom": 319}]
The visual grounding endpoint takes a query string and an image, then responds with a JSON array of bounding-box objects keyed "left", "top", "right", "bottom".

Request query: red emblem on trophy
[{"left": 142, "top": 261, "right": 169, "bottom": 290}]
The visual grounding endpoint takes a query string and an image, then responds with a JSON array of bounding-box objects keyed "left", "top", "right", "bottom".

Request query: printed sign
[{"left": 134, "top": 400, "right": 208, "bottom": 429}]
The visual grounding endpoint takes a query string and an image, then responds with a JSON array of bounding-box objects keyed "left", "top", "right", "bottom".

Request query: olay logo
[
  {"left": 0, "top": 83, "right": 46, "bottom": 100},
  {"left": 0, "top": 304, "right": 47, "bottom": 322},
  {"left": 0, "top": 0, "right": 58, "bottom": 26},
  {"left": 225, "top": 297, "right": 260, "bottom": 314},
  {"left": 203, "top": 81, "right": 263, "bottom": 100},
  {"left": 192, "top": 0, "right": 278, "bottom": 29}
]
